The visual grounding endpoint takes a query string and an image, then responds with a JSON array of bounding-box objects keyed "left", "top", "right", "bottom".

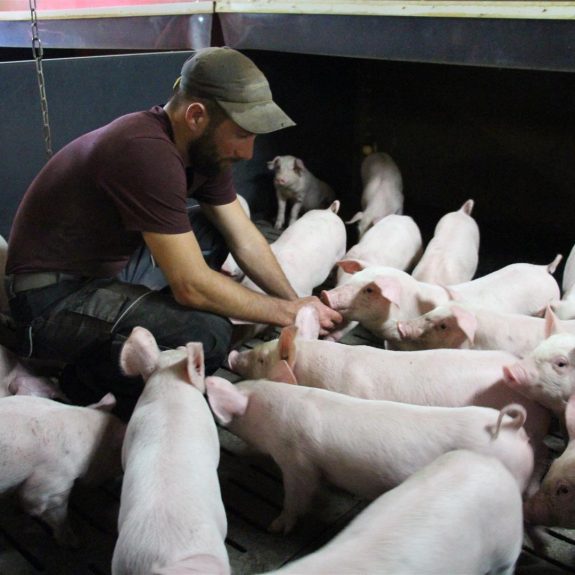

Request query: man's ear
[{"left": 185, "top": 102, "right": 208, "bottom": 134}]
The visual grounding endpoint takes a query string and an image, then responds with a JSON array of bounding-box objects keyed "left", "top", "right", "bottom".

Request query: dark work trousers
[{"left": 8, "top": 203, "right": 232, "bottom": 420}]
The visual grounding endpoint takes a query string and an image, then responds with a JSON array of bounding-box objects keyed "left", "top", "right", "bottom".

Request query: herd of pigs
[{"left": 0, "top": 151, "right": 574, "bottom": 573}]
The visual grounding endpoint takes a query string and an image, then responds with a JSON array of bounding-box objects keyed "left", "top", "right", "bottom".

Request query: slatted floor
[{"left": 0, "top": 220, "right": 574, "bottom": 574}]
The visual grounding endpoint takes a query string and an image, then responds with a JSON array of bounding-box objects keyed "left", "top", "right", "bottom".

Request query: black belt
[{"left": 5, "top": 272, "right": 86, "bottom": 297}]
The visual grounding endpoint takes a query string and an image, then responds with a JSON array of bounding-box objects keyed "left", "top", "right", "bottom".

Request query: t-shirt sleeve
[
  {"left": 192, "top": 166, "right": 237, "bottom": 205},
  {"left": 100, "top": 136, "right": 192, "bottom": 234}
]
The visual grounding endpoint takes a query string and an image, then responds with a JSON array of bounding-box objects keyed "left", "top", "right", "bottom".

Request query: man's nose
[{"left": 236, "top": 136, "right": 255, "bottom": 160}]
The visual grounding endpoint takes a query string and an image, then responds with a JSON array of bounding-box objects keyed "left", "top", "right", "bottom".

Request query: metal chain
[{"left": 29, "top": 0, "right": 53, "bottom": 159}]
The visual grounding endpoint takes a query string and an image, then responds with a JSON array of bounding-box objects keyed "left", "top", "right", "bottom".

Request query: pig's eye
[
  {"left": 556, "top": 484, "right": 570, "bottom": 496},
  {"left": 439, "top": 323, "right": 447, "bottom": 330},
  {"left": 365, "top": 287, "right": 374, "bottom": 294},
  {"left": 554, "top": 357, "right": 569, "bottom": 369}
]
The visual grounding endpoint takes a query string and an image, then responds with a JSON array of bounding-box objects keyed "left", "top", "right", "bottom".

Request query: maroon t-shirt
[{"left": 7, "top": 106, "right": 236, "bottom": 277}]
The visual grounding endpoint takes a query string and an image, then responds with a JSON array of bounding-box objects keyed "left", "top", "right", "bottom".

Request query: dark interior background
[{"left": 1, "top": 48, "right": 573, "bottom": 282}]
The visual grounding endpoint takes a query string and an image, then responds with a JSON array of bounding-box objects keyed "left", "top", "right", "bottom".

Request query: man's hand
[{"left": 297, "top": 296, "right": 342, "bottom": 336}]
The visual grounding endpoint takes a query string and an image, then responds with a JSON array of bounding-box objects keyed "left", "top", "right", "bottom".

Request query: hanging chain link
[{"left": 29, "top": 0, "right": 53, "bottom": 159}]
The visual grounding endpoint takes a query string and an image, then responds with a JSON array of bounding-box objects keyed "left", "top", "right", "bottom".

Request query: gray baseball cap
[{"left": 178, "top": 47, "right": 296, "bottom": 134}]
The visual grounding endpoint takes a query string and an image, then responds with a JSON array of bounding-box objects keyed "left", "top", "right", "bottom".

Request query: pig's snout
[
  {"left": 503, "top": 364, "right": 535, "bottom": 389},
  {"left": 320, "top": 290, "right": 334, "bottom": 308},
  {"left": 274, "top": 176, "right": 287, "bottom": 186},
  {"left": 397, "top": 321, "right": 421, "bottom": 340}
]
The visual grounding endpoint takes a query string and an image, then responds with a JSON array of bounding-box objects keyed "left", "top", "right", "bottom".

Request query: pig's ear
[
  {"left": 205, "top": 376, "right": 248, "bottom": 425},
  {"left": 186, "top": 342, "right": 205, "bottom": 393},
  {"left": 294, "top": 158, "right": 305, "bottom": 173},
  {"left": 294, "top": 305, "right": 320, "bottom": 340},
  {"left": 345, "top": 212, "right": 363, "bottom": 224},
  {"left": 461, "top": 199, "right": 474, "bottom": 214},
  {"left": 451, "top": 305, "right": 477, "bottom": 344},
  {"left": 547, "top": 254, "right": 563, "bottom": 276},
  {"left": 120, "top": 326, "right": 159, "bottom": 379},
  {"left": 328, "top": 200, "right": 340, "bottom": 214},
  {"left": 268, "top": 359, "right": 298, "bottom": 385},
  {"left": 336, "top": 259, "right": 367, "bottom": 275},
  {"left": 267, "top": 157, "right": 279, "bottom": 170},
  {"left": 278, "top": 325, "right": 298, "bottom": 367},
  {"left": 544, "top": 306, "right": 564, "bottom": 337},
  {"left": 87, "top": 392, "right": 117, "bottom": 412},
  {"left": 370, "top": 277, "right": 401, "bottom": 309}
]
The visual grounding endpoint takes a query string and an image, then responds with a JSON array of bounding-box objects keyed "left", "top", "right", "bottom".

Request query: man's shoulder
[{"left": 106, "top": 106, "right": 171, "bottom": 140}]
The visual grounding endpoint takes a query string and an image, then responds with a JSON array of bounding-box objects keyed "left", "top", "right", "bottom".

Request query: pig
[
  {"left": 0, "top": 393, "right": 124, "bottom": 546},
  {"left": 112, "top": 327, "right": 229, "bottom": 575},
  {"left": 412, "top": 199, "right": 480, "bottom": 285},
  {"left": 0, "top": 234, "right": 7, "bottom": 313},
  {"left": 329, "top": 214, "right": 423, "bottom": 341},
  {"left": 263, "top": 450, "right": 523, "bottom": 575},
  {"left": 549, "top": 242, "right": 575, "bottom": 320},
  {"left": 321, "top": 256, "right": 562, "bottom": 343},
  {"left": 206, "top": 376, "right": 533, "bottom": 534},
  {"left": 228, "top": 306, "right": 551, "bottom": 454},
  {"left": 524, "top": 393, "right": 575, "bottom": 528},
  {"left": 503, "top": 318, "right": 575, "bottom": 416},
  {"left": 268, "top": 155, "right": 336, "bottom": 230},
  {"left": 0, "top": 343, "right": 65, "bottom": 399},
  {"left": 220, "top": 194, "right": 251, "bottom": 281},
  {"left": 230, "top": 201, "right": 346, "bottom": 345},
  {"left": 347, "top": 152, "right": 404, "bottom": 239},
  {"left": 392, "top": 301, "right": 575, "bottom": 356},
  {"left": 336, "top": 214, "right": 423, "bottom": 285}
]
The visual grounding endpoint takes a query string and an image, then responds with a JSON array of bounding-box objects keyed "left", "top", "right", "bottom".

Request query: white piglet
[
  {"left": 347, "top": 152, "right": 404, "bottom": 239},
  {"left": 263, "top": 450, "right": 524, "bottom": 575},
  {"left": 524, "top": 393, "right": 575, "bottom": 528},
  {"left": 206, "top": 377, "right": 534, "bottom": 534},
  {"left": 503, "top": 319, "right": 575, "bottom": 417},
  {"left": 393, "top": 302, "right": 575, "bottom": 356},
  {"left": 321, "top": 256, "right": 562, "bottom": 343},
  {"left": 329, "top": 214, "right": 423, "bottom": 341},
  {"left": 337, "top": 214, "right": 423, "bottom": 285},
  {"left": 268, "top": 155, "right": 335, "bottom": 230},
  {"left": 412, "top": 199, "right": 480, "bottom": 285},
  {"left": 0, "top": 343, "right": 65, "bottom": 399},
  {"left": 550, "top": 242, "right": 575, "bottom": 320},
  {"left": 228, "top": 306, "right": 551, "bottom": 454},
  {"left": 0, "top": 393, "right": 125, "bottom": 546},
  {"left": 112, "top": 327, "right": 229, "bottom": 575},
  {"left": 230, "top": 201, "right": 346, "bottom": 344}
]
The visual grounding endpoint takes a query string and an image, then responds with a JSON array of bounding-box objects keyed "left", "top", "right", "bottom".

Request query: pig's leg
[
  {"left": 275, "top": 193, "right": 287, "bottom": 230},
  {"left": 269, "top": 460, "right": 320, "bottom": 535},
  {"left": 287, "top": 201, "right": 303, "bottom": 227},
  {"left": 20, "top": 473, "right": 78, "bottom": 547}
]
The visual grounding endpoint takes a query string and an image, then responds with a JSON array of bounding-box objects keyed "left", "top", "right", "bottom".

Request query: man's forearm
[
  {"left": 172, "top": 265, "right": 298, "bottom": 326},
  {"left": 233, "top": 232, "right": 298, "bottom": 301}
]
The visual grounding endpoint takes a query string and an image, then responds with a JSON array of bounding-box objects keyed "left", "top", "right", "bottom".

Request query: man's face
[{"left": 188, "top": 117, "right": 256, "bottom": 177}]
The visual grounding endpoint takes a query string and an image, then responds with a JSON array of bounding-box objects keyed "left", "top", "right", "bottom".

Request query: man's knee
[{"left": 197, "top": 315, "right": 233, "bottom": 375}]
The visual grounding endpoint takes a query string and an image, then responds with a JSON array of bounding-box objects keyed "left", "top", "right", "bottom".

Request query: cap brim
[{"left": 217, "top": 99, "right": 296, "bottom": 134}]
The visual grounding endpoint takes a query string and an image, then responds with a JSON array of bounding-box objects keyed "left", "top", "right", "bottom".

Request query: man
[{"left": 5, "top": 47, "right": 341, "bottom": 416}]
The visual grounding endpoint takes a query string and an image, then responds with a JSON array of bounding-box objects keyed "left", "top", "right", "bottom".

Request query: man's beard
[{"left": 187, "top": 125, "right": 226, "bottom": 177}]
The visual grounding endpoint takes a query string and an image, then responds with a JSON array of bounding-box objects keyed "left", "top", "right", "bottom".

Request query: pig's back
[
  {"left": 247, "top": 382, "right": 496, "bottom": 497},
  {"left": 268, "top": 450, "right": 523, "bottom": 575},
  {"left": 0, "top": 397, "right": 105, "bottom": 490}
]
